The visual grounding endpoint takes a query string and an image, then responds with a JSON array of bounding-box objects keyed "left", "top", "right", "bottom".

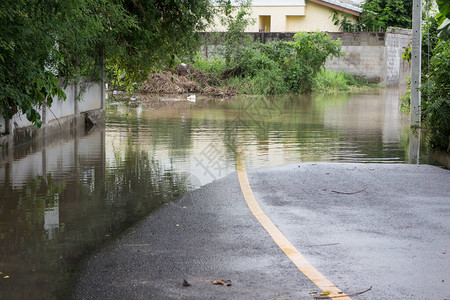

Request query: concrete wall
[
  {"left": 325, "top": 29, "right": 412, "bottom": 85},
  {"left": 199, "top": 29, "right": 411, "bottom": 86},
  {"left": 0, "top": 79, "right": 105, "bottom": 150},
  {"left": 385, "top": 29, "right": 412, "bottom": 86}
]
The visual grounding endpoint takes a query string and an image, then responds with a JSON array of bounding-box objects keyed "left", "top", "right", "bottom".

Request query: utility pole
[
  {"left": 411, "top": 0, "right": 422, "bottom": 128},
  {"left": 409, "top": 0, "right": 422, "bottom": 164}
]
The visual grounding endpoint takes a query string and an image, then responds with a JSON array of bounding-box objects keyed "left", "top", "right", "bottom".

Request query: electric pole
[
  {"left": 409, "top": 0, "right": 422, "bottom": 164},
  {"left": 411, "top": 0, "right": 422, "bottom": 128}
]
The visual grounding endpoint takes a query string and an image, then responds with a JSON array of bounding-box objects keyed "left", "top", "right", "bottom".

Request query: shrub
[
  {"left": 288, "top": 32, "right": 343, "bottom": 93},
  {"left": 313, "top": 70, "right": 371, "bottom": 93},
  {"left": 230, "top": 47, "right": 287, "bottom": 95},
  {"left": 421, "top": 40, "right": 450, "bottom": 150},
  {"left": 192, "top": 32, "right": 345, "bottom": 95},
  {"left": 192, "top": 53, "right": 227, "bottom": 75},
  {"left": 238, "top": 68, "right": 288, "bottom": 95},
  {"left": 313, "top": 70, "right": 350, "bottom": 92}
]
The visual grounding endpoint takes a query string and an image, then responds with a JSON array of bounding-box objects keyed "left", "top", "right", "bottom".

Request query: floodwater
[{"left": 0, "top": 88, "right": 446, "bottom": 299}]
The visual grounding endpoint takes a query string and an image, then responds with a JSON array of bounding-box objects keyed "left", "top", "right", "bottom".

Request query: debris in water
[
  {"left": 85, "top": 115, "right": 98, "bottom": 127},
  {"left": 187, "top": 93, "right": 196, "bottom": 103}
]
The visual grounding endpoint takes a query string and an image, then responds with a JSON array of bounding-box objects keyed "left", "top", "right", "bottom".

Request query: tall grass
[
  {"left": 192, "top": 54, "right": 227, "bottom": 75},
  {"left": 313, "top": 69, "right": 371, "bottom": 93}
]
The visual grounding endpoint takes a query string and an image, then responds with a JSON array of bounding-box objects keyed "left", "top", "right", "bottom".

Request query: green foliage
[
  {"left": 108, "top": 0, "right": 212, "bottom": 85},
  {"left": 0, "top": 0, "right": 212, "bottom": 127},
  {"left": 234, "top": 50, "right": 288, "bottom": 95},
  {"left": 436, "top": 0, "right": 450, "bottom": 24},
  {"left": 331, "top": 11, "right": 362, "bottom": 32},
  {"left": 223, "top": 32, "right": 342, "bottom": 94},
  {"left": 436, "top": 0, "right": 450, "bottom": 39},
  {"left": 421, "top": 40, "right": 450, "bottom": 150},
  {"left": 313, "top": 70, "right": 370, "bottom": 93},
  {"left": 359, "top": 0, "right": 412, "bottom": 30},
  {"left": 215, "top": 0, "right": 254, "bottom": 66},
  {"left": 400, "top": 5, "right": 439, "bottom": 115},
  {"left": 285, "top": 32, "right": 343, "bottom": 93},
  {"left": 192, "top": 54, "right": 227, "bottom": 75},
  {"left": 400, "top": 1, "right": 450, "bottom": 151},
  {"left": 207, "top": 31, "right": 343, "bottom": 95}
]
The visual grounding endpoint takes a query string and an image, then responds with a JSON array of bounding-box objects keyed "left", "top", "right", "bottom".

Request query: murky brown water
[{"left": 0, "top": 89, "right": 446, "bottom": 298}]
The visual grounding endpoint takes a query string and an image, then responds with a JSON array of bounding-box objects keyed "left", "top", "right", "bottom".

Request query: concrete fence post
[{"left": 410, "top": 0, "right": 422, "bottom": 128}]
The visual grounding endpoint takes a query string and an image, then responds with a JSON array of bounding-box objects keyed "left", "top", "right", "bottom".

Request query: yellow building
[{"left": 208, "top": 0, "right": 362, "bottom": 32}]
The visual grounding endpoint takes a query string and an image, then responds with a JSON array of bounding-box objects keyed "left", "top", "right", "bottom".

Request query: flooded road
[{"left": 0, "top": 88, "right": 446, "bottom": 298}]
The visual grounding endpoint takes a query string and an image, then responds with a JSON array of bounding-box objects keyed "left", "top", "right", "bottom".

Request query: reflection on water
[
  {"left": 0, "top": 129, "right": 188, "bottom": 299},
  {"left": 0, "top": 89, "right": 446, "bottom": 298}
]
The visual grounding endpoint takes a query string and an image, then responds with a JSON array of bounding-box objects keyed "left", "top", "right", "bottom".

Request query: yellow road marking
[{"left": 237, "top": 156, "right": 351, "bottom": 299}]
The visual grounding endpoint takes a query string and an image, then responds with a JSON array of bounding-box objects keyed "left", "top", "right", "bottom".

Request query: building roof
[
  {"left": 308, "top": 0, "right": 362, "bottom": 15},
  {"left": 211, "top": 0, "right": 305, "bottom": 6},
  {"left": 211, "top": 0, "right": 362, "bottom": 15}
]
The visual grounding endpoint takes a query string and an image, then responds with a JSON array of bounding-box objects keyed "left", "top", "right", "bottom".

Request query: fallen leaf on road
[
  {"left": 182, "top": 279, "right": 191, "bottom": 287},
  {"left": 213, "top": 279, "right": 232, "bottom": 286}
]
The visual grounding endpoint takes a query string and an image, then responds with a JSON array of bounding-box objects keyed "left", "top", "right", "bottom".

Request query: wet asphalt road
[{"left": 74, "top": 163, "right": 450, "bottom": 300}]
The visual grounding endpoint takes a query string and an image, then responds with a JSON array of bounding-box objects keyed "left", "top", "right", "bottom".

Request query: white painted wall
[
  {"left": 0, "top": 81, "right": 104, "bottom": 135},
  {"left": 46, "top": 85, "right": 76, "bottom": 122},
  {"left": 78, "top": 82, "right": 102, "bottom": 113}
]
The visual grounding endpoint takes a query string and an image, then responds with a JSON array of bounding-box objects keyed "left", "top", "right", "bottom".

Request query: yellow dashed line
[{"left": 237, "top": 156, "right": 351, "bottom": 299}]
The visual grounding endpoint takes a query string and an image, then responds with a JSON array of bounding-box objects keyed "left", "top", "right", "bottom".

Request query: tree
[
  {"left": 422, "top": 0, "right": 450, "bottom": 150},
  {"left": 359, "top": 0, "right": 412, "bottom": 30},
  {"left": 436, "top": 0, "right": 450, "bottom": 39},
  {"left": 214, "top": 0, "right": 254, "bottom": 67},
  {"left": 401, "top": 0, "right": 450, "bottom": 151},
  {"left": 0, "top": 0, "right": 212, "bottom": 128}
]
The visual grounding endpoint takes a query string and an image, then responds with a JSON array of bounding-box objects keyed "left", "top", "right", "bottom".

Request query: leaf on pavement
[
  {"left": 182, "top": 279, "right": 191, "bottom": 287},
  {"left": 213, "top": 279, "right": 232, "bottom": 286}
]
